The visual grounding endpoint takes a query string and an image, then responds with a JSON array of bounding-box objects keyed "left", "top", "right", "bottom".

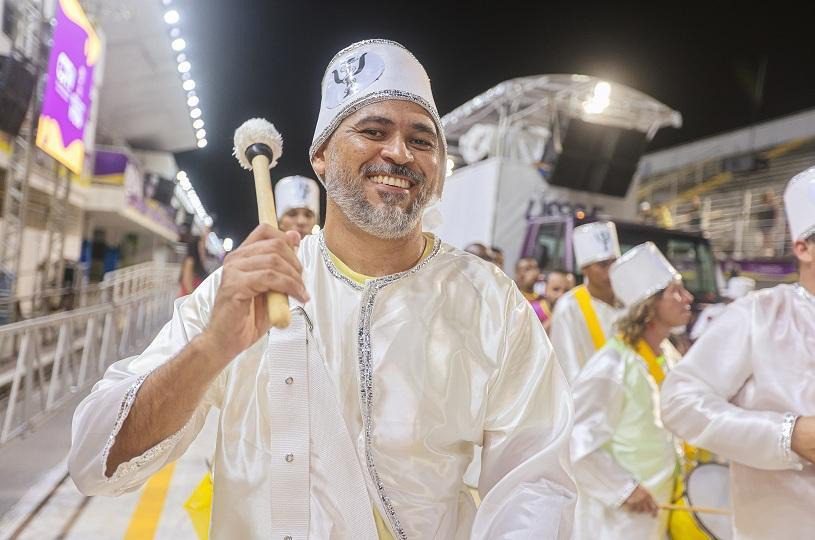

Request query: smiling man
[{"left": 69, "top": 39, "right": 575, "bottom": 539}]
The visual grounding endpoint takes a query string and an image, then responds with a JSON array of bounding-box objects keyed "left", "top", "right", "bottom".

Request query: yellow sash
[
  {"left": 634, "top": 338, "right": 665, "bottom": 385},
  {"left": 574, "top": 285, "right": 606, "bottom": 350}
]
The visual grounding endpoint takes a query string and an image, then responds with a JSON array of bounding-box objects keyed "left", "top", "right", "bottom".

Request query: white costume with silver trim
[
  {"left": 662, "top": 167, "right": 815, "bottom": 539},
  {"left": 69, "top": 233, "right": 576, "bottom": 539},
  {"left": 661, "top": 284, "right": 815, "bottom": 539}
]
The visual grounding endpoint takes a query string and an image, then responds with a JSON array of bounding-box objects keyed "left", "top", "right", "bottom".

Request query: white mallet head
[{"left": 233, "top": 118, "right": 283, "bottom": 170}]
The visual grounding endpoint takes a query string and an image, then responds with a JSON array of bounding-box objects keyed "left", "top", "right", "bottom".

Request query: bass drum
[{"left": 670, "top": 462, "right": 732, "bottom": 540}]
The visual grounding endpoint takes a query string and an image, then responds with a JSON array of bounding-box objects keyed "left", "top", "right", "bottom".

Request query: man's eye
[
  {"left": 363, "top": 129, "right": 383, "bottom": 136},
  {"left": 412, "top": 138, "right": 433, "bottom": 148}
]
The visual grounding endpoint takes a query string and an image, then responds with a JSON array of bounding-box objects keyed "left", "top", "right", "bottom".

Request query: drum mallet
[
  {"left": 659, "top": 504, "right": 731, "bottom": 516},
  {"left": 233, "top": 118, "right": 290, "bottom": 328}
]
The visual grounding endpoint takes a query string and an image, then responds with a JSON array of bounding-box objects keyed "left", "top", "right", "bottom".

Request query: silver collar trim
[{"left": 319, "top": 230, "right": 441, "bottom": 538}]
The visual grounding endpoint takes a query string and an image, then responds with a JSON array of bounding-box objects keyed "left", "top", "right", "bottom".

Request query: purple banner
[
  {"left": 93, "top": 149, "right": 129, "bottom": 176},
  {"left": 35, "top": 0, "right": 100, "bottom": 174}
]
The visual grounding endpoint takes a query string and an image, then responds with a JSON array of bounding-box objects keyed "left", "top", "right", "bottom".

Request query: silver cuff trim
[
  {"left": 102, "top": 373, "right": 190, "bottom": 483},
  {"left": 781, "top": 412, "right": 799, "bottom": 463}
]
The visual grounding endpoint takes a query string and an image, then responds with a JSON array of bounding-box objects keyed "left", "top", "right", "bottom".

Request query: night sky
[{"left": 174, "top": 1, "right": 815, "bottom": 243}]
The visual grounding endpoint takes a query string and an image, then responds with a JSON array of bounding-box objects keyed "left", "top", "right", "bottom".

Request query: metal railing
[
  {"left": 0, "top": 261, "right": 180, "bottom": 323},
  {"left": 0, "top": 264, "right": 179, "bottom": 446}
]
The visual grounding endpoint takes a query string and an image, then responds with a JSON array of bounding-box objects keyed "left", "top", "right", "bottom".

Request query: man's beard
[{"left": 325, "top": 161, "right": 433, "bottom": 239}]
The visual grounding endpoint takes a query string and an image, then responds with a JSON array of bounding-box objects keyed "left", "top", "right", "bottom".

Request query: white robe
[
  {"left": 549, "top": 287, "right": 624, "bottom": 383},
  {"left": 661, "top": 284, "right": 815, "bottom": 540},
  {"left": 571, "top": 337, "right": 678, "bottom": 540},
  {"left": 688, "top": 302, "right": 727, "bottom": 340},
  {"left": 69, "top": 233, "right": 576, "bottom": 539}
]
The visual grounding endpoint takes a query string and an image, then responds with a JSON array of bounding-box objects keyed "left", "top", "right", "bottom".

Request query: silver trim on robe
[{"left": 318, "top": 231, "right": 441, "bottom": 539}]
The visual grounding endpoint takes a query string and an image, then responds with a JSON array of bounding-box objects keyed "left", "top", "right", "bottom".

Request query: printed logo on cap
[
  {"left": 326, "top": 52, "right": 386, "bottom": 109},
  {"left": 597, "top": 229, "right": 613, "bottom": 252},
  {"left": 297, "top": 178, "right": 311, "bottom": 201}
]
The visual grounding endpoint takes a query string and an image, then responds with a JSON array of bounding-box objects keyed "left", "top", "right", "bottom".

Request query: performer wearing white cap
[
  {"left": 550, "top": 221, "right": 625, "bottom": 382},
  {"left": 661, "top": 167, "right": 815, "bottom": 539},
  {"left": 689, "top": 275, "right": 755, "bottom": 340},
  {"left": 69, "top": 39, "right": 575, "bottom": 539},
  {"left": 571, "top": 242, "right": 693, "bottom": 539},
  {"left": 274, "top": 175, "right": 321, "bottom": 236}
]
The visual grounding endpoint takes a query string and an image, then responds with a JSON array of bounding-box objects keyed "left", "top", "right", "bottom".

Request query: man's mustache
[{"left": 361, "top": 163, "right": 425, "bottom": 185}]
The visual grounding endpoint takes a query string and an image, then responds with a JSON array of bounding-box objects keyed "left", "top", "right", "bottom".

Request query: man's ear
[
  {"left": 311, "top": 146, "right": 327, "bottom": 179},
  {"left": 793, "top": 239, "right": 814, "bottom": 264}
]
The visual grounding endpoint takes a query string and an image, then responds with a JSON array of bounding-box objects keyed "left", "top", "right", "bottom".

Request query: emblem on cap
[
  {"left": 325, "top": 51, "right": 385, "bottom": 109},
  {"left": 597, "top": 230, "right": 612, "bottom": 252},
  {"left": 297, "top": 178, "right": 311, "bottom": 200}
]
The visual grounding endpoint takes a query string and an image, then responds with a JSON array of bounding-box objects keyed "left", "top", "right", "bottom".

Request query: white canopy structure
[{"left": 442, "top": 74, "right": 682, "bottom": 165}]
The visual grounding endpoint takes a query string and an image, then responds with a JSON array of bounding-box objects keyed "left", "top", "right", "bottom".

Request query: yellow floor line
[{"left": 124, "top": 462, "right": 177, "bottom": 540}]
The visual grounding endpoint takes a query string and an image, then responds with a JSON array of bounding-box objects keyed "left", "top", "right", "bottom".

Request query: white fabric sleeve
[
  {"left": 570, "top": 351, "right": 639, "bottom": 508},
  {"left": 471, "top": 290, "right": 576, "bottom": 540},
  {"left": 661, "top": 298, "right": 803, "bottom": 471},
  {"left": 69, "top": 270, "right": 228, "bottom": 496}
]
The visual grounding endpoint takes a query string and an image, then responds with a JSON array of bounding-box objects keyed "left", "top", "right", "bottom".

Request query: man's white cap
[
  {"left": 310, "top": 39, "right": 447, "bottom": 184},
  {"left": 610, "top": 242, "right": 681, "bottom": 308},
  {"left": 274, "top": 176, "right": 320, "bottom": 219},
  {"left": 784, "top": 166, "right": 815, "bottom": 242},
  {"left": 724, "top": 276, "right": 755, "bottom": 300},
  {"left": 573, "top": 221, "right": 621, "bottom": 268}
]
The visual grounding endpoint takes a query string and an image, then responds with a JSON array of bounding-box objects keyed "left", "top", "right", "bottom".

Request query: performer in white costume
[
  {"left": 68, "top": 39, "right": 575, "bottom": 540},
  {"left": 571, "top": 242, "right": 692, "bottom": 539},
  {"left": 689, "top": 275, "right": 755, "bottom": 340},
  {"left": 661, "top": 167, "right": 815, "bottom": 540},
  {"left": 550, "top": 222, "right": 625, "bottom": 382},
  {"left": 275, "top": 175, "right": 321, "bottom": 236}
]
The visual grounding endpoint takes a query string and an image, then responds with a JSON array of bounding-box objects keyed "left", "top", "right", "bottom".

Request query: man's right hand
[
  {"left": 200, "top": 224, "right": 308, "bottom": 365},
  {"left": 622, "top": 484, "right": 658, "bottom": 516}
]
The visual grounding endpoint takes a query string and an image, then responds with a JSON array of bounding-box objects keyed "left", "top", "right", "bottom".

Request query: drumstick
[
  {"left": 233, "top": 118, "right": 290, "bottom": 328},
  {"left": 659, "top": 504, "right": 731, "bottom": 516}
]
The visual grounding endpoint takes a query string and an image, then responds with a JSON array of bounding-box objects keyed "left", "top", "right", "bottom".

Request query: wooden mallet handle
[
  {"left": 658, "top": 503, "right": 731, "bottom": 515},
  {"left": 245, "top": 143, "right": 291, "bottom": 329}
]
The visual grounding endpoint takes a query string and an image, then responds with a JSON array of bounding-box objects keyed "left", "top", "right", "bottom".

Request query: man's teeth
[{"left": 371, "top": 175, "right": 410, "bottom": 189}]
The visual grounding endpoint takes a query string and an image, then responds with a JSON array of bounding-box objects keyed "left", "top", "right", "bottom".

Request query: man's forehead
[{"left": 344, "top": 101, "right": 436, "bottom": 130}]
